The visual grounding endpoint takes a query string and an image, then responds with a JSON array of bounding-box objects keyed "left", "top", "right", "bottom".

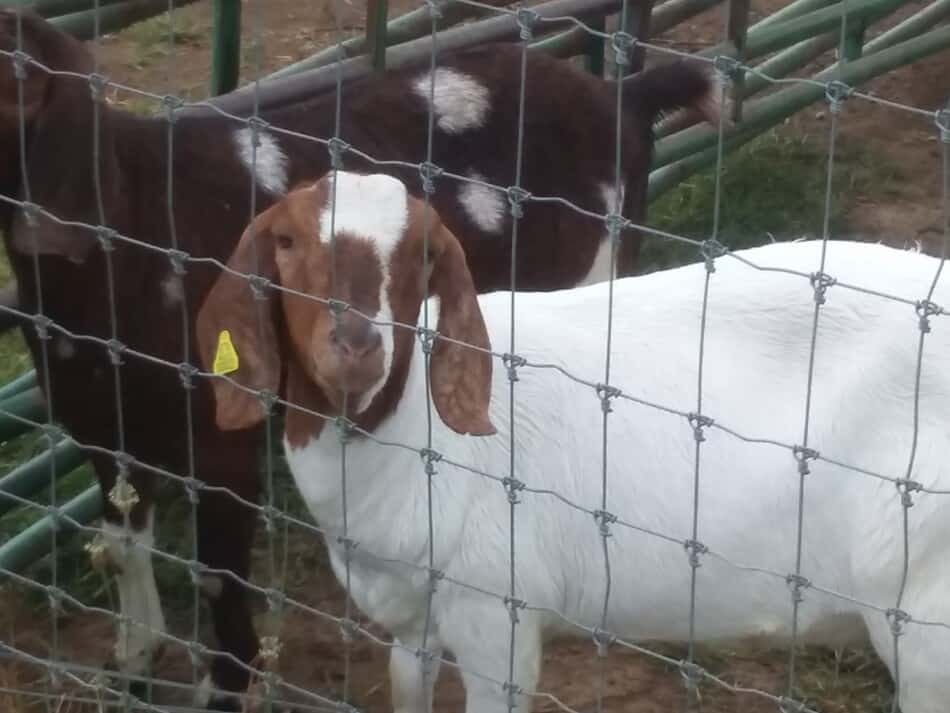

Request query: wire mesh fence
[{"left": 0, "top": 0, "right": 948, "bottom": 712}]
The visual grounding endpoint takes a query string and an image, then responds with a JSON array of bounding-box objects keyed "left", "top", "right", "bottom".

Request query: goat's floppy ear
[
  {"left": 3, "top": 10, "right": 119, "bottom": 264},
  {"left": 429, "top": 227, "right": 496, "bottom": 436},
  {"left": 196, "top": 226, "right": 281, "bottom": 432}
]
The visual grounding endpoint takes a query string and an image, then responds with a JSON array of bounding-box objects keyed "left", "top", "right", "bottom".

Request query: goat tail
[{"left": 619, "top": 59, "right": 725, "bottom": 129}]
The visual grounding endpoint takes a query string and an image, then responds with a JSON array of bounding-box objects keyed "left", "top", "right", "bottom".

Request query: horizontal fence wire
[{"left": 0, "top": 1, "right": 948, "bottom": 713}]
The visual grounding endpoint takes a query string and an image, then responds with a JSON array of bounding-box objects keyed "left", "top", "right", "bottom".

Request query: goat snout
[{"left": 330, "top": 315, "right": 382, "bottom": 361}]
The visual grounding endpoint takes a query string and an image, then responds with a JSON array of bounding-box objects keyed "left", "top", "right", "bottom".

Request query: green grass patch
[
  {"left": 643, "top": 127, "right": 905, "bottom": 274},
  {"left": 126, "top": 12, "right": 204, "bottom": 70}
]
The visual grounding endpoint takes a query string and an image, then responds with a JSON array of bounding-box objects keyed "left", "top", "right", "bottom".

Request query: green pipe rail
[{"left": 2, "top": 0, "right": 950, "bottom": 573}]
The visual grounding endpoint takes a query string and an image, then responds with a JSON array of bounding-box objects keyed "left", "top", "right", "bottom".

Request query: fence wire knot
[
  {"left": 595, "top": 383, "right": 621, "bottom": 413},
  {"left": 266, "top": 587, "right": 288, "bottom": 613},
  {"left": 793, "top": 445, "right": 818, "bottom": 475},
  {"left": 687, "top": 412, "right": 713, "bottom": 442},
  {"left": 247, "top": 273, "right": 272, "bottom": 301},
  {"left": 684, "top": 538, "right": 708, "bottom": 568},
  {"left": 935, "top": 108, "right": 950, "bottom": 144},
  {"left": 105, "top": 337, "right": 126, "bottom": 366},
  {"left": 161, "top": 94, "right": 183, "bottom": 123},
  {"left": 167, "top": 247, "right": 189, "bottom": 276},
  {"left": 261, "top": 504, "right": 281, "bottom": 534},
  {"left": 591, "top": 626, "right": 615, "bottom": 657},
  {"left": 515, "top": 7, "right": 539, "bottom": 41},
  {"left": 44, "top": 504, "right": 63, "bottom": 532},
  {"left": 785, "top": 573, "right": 811, "bottom": 603},
  {"left": 246, "top": 115, "right": 270, "bottom": 147},
  {"left": 11, "top": 49, "right": 29, "bottom": 80},
  {"left": 109, "top": 477, "right": 140, "bottom": 516},
  {"left": 420, "top": 447, "right": 442, "bottom": 476},
  {"left": 96, "top": 225, "right": 118, "bottom": 253},
  {"left": 31, "top": 313, "right": 52, "bottom": 341},
  {"left": 503, "top": 679, "right": 524, "bottom": 709},
  {"left": 327, "top": 137, "right": 350, "bottom": 169},
  {"left": 593, "top": 509, "right": 617, "bottom": 538},
  {"left": 418, "top": 161, "right": 443, "bottom": 195},
  {"left": 678, "top": 659, "right": 705, "bottom": 688},
  {"left": 699, "top": 238, "right": 727, "bottom": 272},
  {"left": 886, "top": 607, "right": 911, "bottom": 637},
  {"left": 335, "top": 415, "right": 355, "bottom": 444},
  {"left": 506, "top": 186, "right": 531, "bottom": 219},
  {"left": 416, "top": 325, "right": 438, "bottom": 355},
  {"left": 503, "top": 352, "right": 526, "bottom": 383},
  {"left": 611, "top": 31, "right": 636, "bottom": 68},
  {"left": 41, "top": 423, "right": 64, "bottom": 445},
  {"left": 809, "top": 270, "right": 836, "bottom": 304},
  {"left": 427, "top": 566, "right": 444, "bottom": 595},
  {"left": 256, "top": 389, "right": 278, "bottom": 417},
  {"left": 503, "top": 476, "right": 525, "bottom": 504},
  {"left": 604, "top": 212, "right": 626, "bottom": 243},
  {"left": 87, "top": 72, "right": 108, "bottom": 103},
  {"left": 895, "top": 478, "right": 922, "bottom": 509},
  {"left": 339, "top": 616, "right": 359, "bottom": 643},
  {"left": 712, "top": 55, "right": 741, "bottom": 83},
  {"left": 182, "top": 476, "right": 203, "bottom": 504},
  {"left": 425, "top": 0, "right": 444, "bottom": 19},
  {"left": 824, "top": 80, "right": 853, "bottom": 113},
  {"left": 188, "top": 639, "right": 209, "bottom": 667},
  {"left": 177, "top": 362, "right": 199, "bottom": 390},
  {"left": 20, "top": 200, "right": 40, "bottom": 228},
  {"left": 915, "top": 299, "right": 941, "bottom": 333}
]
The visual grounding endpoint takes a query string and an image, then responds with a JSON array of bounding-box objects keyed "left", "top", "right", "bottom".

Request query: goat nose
[{"left": 331, "top": 317, "right": 382, "bottom": 359}]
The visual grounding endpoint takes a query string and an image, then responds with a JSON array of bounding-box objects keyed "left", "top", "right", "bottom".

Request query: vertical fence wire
[
  {"left": 11, "top": 5, "right": 62, "bottom": 713},
  {"left": 784, "top": 2, "right": 852, "bottom": 706},
  {"left": 680, "top": 8, "right": 734, "bottom": 709},
  {"left": 592, "top": 4, "right": 632, "bottom": 713},
  {"left": 418, "top": 0, "right": 443, "bottom": 709}
]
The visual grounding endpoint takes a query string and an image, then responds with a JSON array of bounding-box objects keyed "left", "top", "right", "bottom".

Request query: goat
[
  {"left": 0, "top": 8, "right": 719, "bottom": 707},
  {"left": 198, "top": 173, "right": 950, "bottom": 713}
]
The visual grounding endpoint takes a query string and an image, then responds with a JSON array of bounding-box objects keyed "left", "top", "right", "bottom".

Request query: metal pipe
[
  {"left": 0, "top": 387, "right": 46, "bottom": 443},
  {"left": 650, "top": 25, "right": 950, "bottom": 195},
  {"left": 0, "top": 0, "right": 130, "bottom": 18},
  {"left": 0, "top": 440, "right": 85, "bottom": 518},
  {"left": 0, "top": 371, "right": 37, "bottom": 402},
  {"left": 183, "top": 0, "right": 623, "bottom": 118},
  {"left": 865, "top": 0, "right": 950, "bottom": 54},
  {"left": 0, "top": 484, "right": 101, "bottom": 574},
  {"left": 210, "top": 0, "right": 241, "bottom": 96}
]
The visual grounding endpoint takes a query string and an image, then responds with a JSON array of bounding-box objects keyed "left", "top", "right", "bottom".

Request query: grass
[
  {"left": 124, "top": 13, "right": 203, "bottom": 70},
  {"left": 644, "top": 127, "right": 905, "bottom": 274}
]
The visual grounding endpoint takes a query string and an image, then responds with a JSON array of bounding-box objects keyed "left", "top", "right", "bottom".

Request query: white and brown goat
[{"left": 200, "top": 173, "right": 950, "bottom": 713}]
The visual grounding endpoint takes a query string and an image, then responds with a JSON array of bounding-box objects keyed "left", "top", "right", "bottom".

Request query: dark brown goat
[{"left": 0, "top": 8, "right": 718, "bottom": 709}]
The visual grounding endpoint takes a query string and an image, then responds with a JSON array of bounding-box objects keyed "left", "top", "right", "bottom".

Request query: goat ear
[
  {"left": 4, "top": 12, "right": 117, "bottom": 265},
  {"left": 196, "top": 226, "right": 281, "bottom": 432},
  {"left": 429, "top": 227, "right": 496, "bottom": 436}
]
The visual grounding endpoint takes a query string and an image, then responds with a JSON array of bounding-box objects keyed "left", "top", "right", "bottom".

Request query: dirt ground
[{"left": 2, "top": 0, "right": 949, "bottom": 711}]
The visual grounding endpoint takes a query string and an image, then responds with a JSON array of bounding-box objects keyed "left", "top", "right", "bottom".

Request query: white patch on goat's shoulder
[
  {"left": 161, "top": 273, "right": 184, "bottom": 308},
  {"left": 459, "top": 171, "right": 505, "bottom": 235},
  {"left": 577, "top": 182, "right": 625, "bottom": 287},
  {"left": 233, "top": 127, "right": 289, "bottom": 196},
  {"left": 321, "top": 172, "right": 409, "bottom": 415},
  {"left": 55, "top": 336, "right": 76, "bottom": 360},
  {"left": 412, "top": 67, "right": 490, "bottom": 134}
]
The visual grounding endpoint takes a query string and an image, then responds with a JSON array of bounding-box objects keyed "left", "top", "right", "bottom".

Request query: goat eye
[{"left": 275, "top": 234, "right": 294, "bottom": 250}]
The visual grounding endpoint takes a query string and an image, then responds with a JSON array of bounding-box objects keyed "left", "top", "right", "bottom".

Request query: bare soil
[{"left": 3, "top": 0, "right": 948, "bottom": 711}]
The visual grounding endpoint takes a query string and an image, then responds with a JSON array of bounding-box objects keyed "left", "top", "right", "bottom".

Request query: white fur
[
  {"left": 102, "top": 509, "right": 167, "bottom": 676},
  {"left": 283, "top": 239, "right": 950, "bottom": 713},
  {"left": 320, "top": 173, "right": 409, "bottom": 413},
  {"left": 412, "top": 68, "right": 491, "bottom": 135},
  {"left": 233, "top": 127, "right": 289, "bottom": 196},
  {"left": 577, "top": 182, "right": 626, "bottom": 287},
  {"left": 161, "top": 273, "right": 184, "bottom": 308},
  {"left": 458, "top": 172, "right": 505, "bottom": 235}
]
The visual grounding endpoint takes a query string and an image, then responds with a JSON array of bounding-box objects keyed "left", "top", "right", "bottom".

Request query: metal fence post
[
  {"left": 366, "top": 0, "right": 390, "bottom": 72},
  {"left": 211, "top": 0, "right": 242, "bottom": 96}
]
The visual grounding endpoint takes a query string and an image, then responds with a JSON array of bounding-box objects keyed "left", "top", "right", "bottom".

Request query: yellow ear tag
[{"left": 212, "top": 330, "right": 240, "bottom": 376}]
